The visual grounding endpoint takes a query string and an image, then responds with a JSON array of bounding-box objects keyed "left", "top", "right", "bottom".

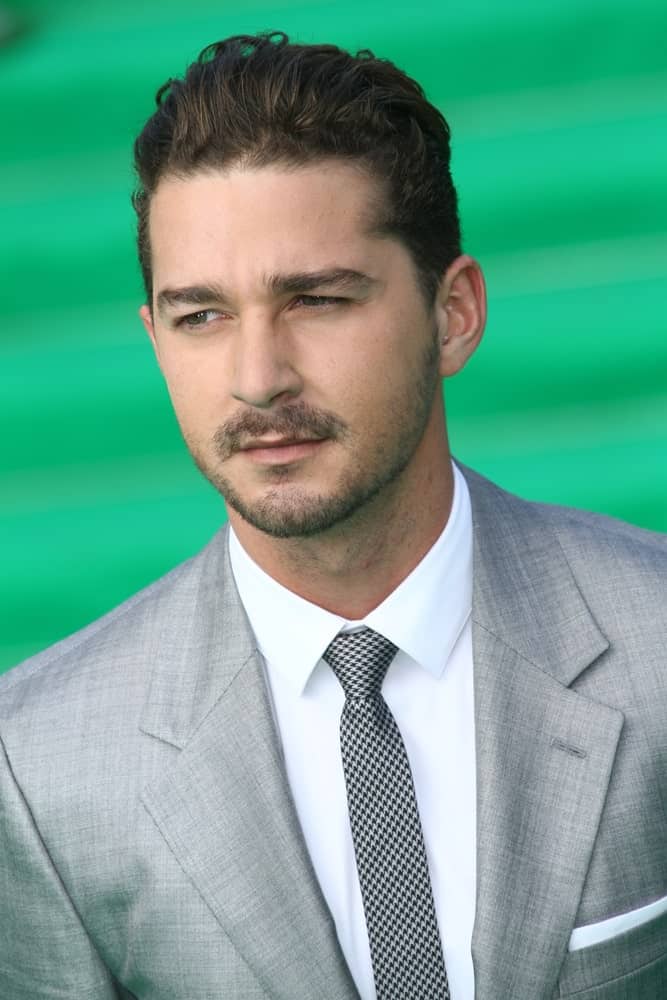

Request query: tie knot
[{"left": 322, "top": 627, "right": 398, "bottom": 700}]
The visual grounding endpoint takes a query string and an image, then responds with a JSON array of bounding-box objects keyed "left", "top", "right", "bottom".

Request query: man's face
[{"left": 141, "top": 161, "right": 451, "bottom": 539}]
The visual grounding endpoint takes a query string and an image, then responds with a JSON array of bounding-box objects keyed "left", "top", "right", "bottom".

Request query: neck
[{"left": 228, "top": 422, "right": 454, "bottom": 619}]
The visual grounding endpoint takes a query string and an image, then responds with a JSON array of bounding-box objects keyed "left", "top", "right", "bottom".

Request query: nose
[{"left": 231, "top": 315, "right": 302, "bottom": 409}]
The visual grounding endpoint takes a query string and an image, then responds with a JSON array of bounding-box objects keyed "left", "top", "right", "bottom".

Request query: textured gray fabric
[{"left": 0, "top": 465, "right": 665, "bottom": 999}]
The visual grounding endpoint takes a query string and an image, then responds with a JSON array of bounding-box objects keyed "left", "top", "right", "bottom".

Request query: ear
[
  {"left": 434, "top": 255, "right": 487, "bottom": 377},
  {"left": 139, "top": 303, "right": 163, "bottom": 370}
]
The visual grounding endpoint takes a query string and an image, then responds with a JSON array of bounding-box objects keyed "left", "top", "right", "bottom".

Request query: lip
[{"left": 238, "top": 437, "right": 327, "bottom": 464}]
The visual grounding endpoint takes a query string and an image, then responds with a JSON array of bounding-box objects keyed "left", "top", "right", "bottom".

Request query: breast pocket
[{"left": 554, "top": 909, "right": 667, "bottom": 998}]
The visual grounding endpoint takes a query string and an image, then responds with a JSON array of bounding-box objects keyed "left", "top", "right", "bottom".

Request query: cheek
[
  {"left": 348, "top": 328, "right": 414, "bottom": 401},
  {"left": 159, "top": 357, "right": 225, "bottom": 427}
]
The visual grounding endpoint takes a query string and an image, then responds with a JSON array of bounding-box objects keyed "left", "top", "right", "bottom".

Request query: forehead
[{"left": 147, "top": 161, "right": 389, "bottom": 285}]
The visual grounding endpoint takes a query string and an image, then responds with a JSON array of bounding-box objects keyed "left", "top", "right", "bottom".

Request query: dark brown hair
[{"left": 132, "top": 31, "right": 461, "bottom": 304}]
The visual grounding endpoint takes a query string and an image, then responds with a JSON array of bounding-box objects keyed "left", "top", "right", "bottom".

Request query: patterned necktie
[{"left": 323, "top": 627, "right": 450, "bottom": 1000}]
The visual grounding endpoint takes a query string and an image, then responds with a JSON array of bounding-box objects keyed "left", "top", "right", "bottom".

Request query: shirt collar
[{"left": 228, "top": 462, "right": 472, "bottom": 695}]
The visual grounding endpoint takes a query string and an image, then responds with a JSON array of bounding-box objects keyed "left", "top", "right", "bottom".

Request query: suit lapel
[
  {"left": 139, "top": 530, "right": 357, "bottom": 1000},
  {"left": 464, "top": 468, "right": 624, "bottom": 1000}
]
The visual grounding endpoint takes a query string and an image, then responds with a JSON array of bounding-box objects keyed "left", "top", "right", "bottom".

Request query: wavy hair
[{"left": 133, "top": 32, "right": 461, "bottom": 304}]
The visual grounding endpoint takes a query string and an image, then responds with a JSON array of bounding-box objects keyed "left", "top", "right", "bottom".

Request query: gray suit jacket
[{"left": 0, "top": 467, "right": 665, "bottom": 999}]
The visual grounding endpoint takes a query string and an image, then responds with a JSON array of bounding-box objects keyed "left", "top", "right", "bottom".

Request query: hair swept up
[{"left": 133, "top": 31, "right": 461, "bottom": 303}]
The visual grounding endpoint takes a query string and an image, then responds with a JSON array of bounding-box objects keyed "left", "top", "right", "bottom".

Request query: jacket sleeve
[{"left": 0, "top": 735, "right": 126, "bottom": 999}]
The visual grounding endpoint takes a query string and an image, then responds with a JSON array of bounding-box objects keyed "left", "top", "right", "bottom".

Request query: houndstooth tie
[{"left": 323, "top": 627, "right": 450, "bottom": 1000}]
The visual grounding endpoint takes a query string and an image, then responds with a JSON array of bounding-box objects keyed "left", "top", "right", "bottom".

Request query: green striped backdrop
[{"left": 2, "top": 0, "right": 666, "bottom": 672}]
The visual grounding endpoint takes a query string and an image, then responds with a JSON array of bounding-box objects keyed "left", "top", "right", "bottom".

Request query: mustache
[{"left": 212, "top": 402, "right": 348, "bottom": 460}]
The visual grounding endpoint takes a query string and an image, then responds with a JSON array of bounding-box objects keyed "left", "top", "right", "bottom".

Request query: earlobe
[{"left": 436, "top": 255, "right": 487, "bottom": 377}]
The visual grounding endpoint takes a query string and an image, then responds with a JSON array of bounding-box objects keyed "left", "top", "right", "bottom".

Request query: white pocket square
[{"left": 568, "top": 894, "right": 667, "bottom": 952}]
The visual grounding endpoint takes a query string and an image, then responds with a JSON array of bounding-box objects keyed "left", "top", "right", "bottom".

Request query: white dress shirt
[{"left": 228, "top": 463, "right": 476, "bottom": 1000}]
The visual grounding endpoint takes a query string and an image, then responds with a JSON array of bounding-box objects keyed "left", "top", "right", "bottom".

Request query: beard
[{"left": 186, "top": 331, "right": 442, "bottom": 539}]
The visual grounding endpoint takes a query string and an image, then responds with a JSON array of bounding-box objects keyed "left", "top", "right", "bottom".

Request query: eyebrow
[{"left": 155, "top": 268, "right": 377, "bottom": 317}]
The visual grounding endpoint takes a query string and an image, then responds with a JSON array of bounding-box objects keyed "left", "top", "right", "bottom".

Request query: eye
[
  {"left": 292, "top": 295, "right": 346, "bottom": 309},
  {"left": 175, "top": 309, "right": 223, "bottom": 330}
]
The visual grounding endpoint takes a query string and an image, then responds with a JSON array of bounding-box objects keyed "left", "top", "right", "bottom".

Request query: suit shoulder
[
  {"left": 533, "top": 498, "right": 667, "bottom": 574},
  {"left": 463, "top": 463, "right": 667, "bottom": 569},
  {"left": 508, "top": 493, "right": 667, "bottom": 637},
  {"left": 462, "top": 463, "right": 666, "bottom": 624},
  {"left": 0, "top": 528, "right": 229, "bottom": 713},
  {"left": 465, "top": 462, "right": 664, "bottom": 548}
]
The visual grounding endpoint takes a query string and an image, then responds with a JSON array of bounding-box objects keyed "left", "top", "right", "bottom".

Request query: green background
[{"left": 1, "top": 0, "right": 666, "bottom": 673}]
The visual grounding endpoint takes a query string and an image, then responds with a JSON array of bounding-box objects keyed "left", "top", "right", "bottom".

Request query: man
[{"left": 0, "top": 31, "right": 664, "bottom": 1000}]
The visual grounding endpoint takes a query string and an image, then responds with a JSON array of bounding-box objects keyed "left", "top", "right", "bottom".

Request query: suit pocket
[
  {"left": 568, "top": 893, "right": 667, "bottom": 951},
  {"left": 555, "top": 909, "right": 667, "bottom": 998}
]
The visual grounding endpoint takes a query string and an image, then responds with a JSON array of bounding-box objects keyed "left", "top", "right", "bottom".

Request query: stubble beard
[{"left": 186, "top": 332, "right": 442, "bottom": 539}]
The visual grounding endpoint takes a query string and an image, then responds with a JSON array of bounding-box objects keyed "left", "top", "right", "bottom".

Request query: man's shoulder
[
  {"left": 531, "top": 496, "right": 666, "bottom": 623},
  {"left": 0, "top": 526, "right": 230, "bottom": 716},
  {"left": 463, "top": 462, "right": 666, "bottom": 566},
  {"left": 531, "top": 491, "right": 665, "bottom": 560},
  {"left": 524, "top": 487, "right": 665, "bottom": 580},
  {"left": 462, "top": 463, "right": 666, "bottom": 627}
]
